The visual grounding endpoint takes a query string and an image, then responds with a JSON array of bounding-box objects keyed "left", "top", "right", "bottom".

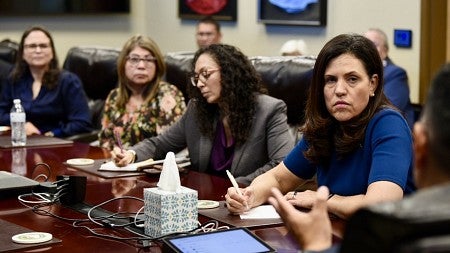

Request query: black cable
[{"left": 22, "top": 189, "right": 230, "bottom": 249}]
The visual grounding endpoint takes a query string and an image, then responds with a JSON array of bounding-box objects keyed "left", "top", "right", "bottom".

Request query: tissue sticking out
[{"left": 157, "top": 152, "right": 182, "bottom": 192}]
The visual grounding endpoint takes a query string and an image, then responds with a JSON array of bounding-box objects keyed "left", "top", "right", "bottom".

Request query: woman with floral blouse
[{"left": 99, "top": 35, "right": 186, "bottom": 151}]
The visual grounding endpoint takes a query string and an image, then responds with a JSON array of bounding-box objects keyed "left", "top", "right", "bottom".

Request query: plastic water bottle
[{"left": 10, "top": 99, "right": 26, "bottom": 146}]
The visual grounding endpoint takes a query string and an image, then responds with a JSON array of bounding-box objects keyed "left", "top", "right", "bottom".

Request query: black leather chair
[
  {"left": 164, "top": 51, "right": 195, "bottom": 103},
  {"left": 0, "top": 39, "right": 17, "bottom": 96},
  {"left": 62, "top": 46, "right": 120, "bottom": 142},
  {"left": 249, "top": 56, "right": 315, "bottom": 127},
  {"left": 0, "top": 39, "right": 18, "bottom": 64}
]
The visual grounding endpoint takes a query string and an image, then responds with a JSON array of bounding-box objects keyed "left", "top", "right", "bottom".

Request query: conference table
[{"left": 0, "top": 136, "right": 301, "bottom": 252}]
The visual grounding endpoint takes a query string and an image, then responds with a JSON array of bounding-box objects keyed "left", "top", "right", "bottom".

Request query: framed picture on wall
[
  {"left": 179, "top": 0, "right": 237, "bottom": 21},
  {"left": 258, "top": 0, "right": 327, "bottom": 26}
]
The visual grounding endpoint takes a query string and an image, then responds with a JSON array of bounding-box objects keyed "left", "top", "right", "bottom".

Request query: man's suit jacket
[
  {"left": 383, "top": 58, "right": 415, "bottom": 128},
  {"left": 340, "top": 184, "right": 450, "bottom": 253},
  {"left": 131, "top": 94, "right": 295, "bottom": 185}
]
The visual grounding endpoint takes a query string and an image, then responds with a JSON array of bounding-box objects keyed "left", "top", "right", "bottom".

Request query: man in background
[
  {"left": 268, "top": 63, "right": 450, "bottom": 252},
  {"left": 364, "top": 28, "right": 415, "bottom": 128},
  {"left": 196, "top": 16, "right": 222, "bottom": 49}
]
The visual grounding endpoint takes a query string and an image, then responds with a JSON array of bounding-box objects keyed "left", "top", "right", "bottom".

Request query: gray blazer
[{"left": 131, "top": 94, "right": 294, "bottom": 185}]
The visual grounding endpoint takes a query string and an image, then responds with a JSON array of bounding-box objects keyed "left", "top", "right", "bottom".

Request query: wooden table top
[{"left": 0, "top": 138, "right": 300, "bottom": 252}]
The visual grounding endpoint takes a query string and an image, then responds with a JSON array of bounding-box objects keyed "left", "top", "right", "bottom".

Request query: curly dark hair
[
  {"left": 187, "top": 44, "right": 265, "bottom": 145},
  {"left": 302, "top": 34, "right": 394, "bottom": 165},
  {"left": 12, "top": 26, "right": 60, "bottom": 90}
]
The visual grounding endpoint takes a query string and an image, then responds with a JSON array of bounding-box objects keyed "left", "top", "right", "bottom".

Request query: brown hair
[
  {"left": 115, "top": 35, "right": 166, "bottom": 108},
  {"left": 12, "top": 25, "right": 60, "bottom": 89}
]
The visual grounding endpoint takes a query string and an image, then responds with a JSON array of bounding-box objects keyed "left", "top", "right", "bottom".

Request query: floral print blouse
[{"left": 99, "top": 82, "right": 186, "bottom": 151}]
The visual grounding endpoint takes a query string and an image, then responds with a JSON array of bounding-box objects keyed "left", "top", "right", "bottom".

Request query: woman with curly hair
[
  {"left": 98, "top": 35, "right": 186, "bottom": 151},
  {"left": 226, "top": 34, "right": 416, "bottom": 223},
  {"left": 113, "top": 44, "right": 294, "bottom": 185},
  {"left": 0, "top": 26, "right": 92, "bottom": 137}
]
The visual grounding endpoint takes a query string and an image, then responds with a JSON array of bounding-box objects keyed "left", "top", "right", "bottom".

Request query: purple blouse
[{"left": 209, "top": 120, "right": 235, "bottom": 174}]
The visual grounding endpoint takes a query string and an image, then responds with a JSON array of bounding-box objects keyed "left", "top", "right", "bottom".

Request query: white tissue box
[{"left": 144, "top": 186, "right": 198, "bottom": 238}]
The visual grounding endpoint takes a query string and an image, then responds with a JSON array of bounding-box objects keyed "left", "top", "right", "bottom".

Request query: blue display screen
[
  {"left": 166, "top": 228, "right": 274, "bottom": 253},
  {"left": 394, "top": 29, "right": 412, "bottom": 48}
]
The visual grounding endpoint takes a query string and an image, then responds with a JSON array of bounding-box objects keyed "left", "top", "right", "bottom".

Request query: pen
[
  {"left": 226, "top": 170, "right": 243, "bottom": 196},
  {"left": 114, "top": 130, "right": 124, "bottom": 153},
  {"left": 226, "top": 170, "right": 249, "bottom": 210}
]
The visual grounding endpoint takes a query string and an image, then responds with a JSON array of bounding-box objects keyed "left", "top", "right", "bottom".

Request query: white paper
[
  {"left": 240, "top": 205, "right": 281, "bottom": 219},
  {"left": 98, "top": 156, "right": 189, "bottom": 172},
  {"left": 157, "top": 152, "right": 181, "bottom": 192},
  {"left": 99, "top": 161, "right": 138, "bottom": 171}
]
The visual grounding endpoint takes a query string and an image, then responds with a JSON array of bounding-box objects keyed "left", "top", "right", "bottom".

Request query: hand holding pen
[{"left": 226, "top": 170, "right": 249, "bottom": 211}]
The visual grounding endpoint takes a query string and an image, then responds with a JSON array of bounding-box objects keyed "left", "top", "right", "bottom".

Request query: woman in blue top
[
  {"left": 0, "top": 26, "right": 91, "bottom": 137},
  {"left": 226, "top": 34, "right": 415, "bottom": 222}
]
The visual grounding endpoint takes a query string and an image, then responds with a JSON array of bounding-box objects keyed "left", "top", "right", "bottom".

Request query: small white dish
[{"left": 66, "top": 158, "right": 95, "bottom": 166}]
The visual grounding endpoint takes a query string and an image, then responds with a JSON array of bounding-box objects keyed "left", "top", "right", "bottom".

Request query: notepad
[
  {"left": 240, "top": 205, "right": 281, "bottom": 219},
  {"left": 98, "top": 157, "right": 190, "bottom": 172}
]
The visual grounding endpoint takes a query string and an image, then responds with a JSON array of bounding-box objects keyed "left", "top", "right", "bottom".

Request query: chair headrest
[
  {"left": 0, "top": 39, "right": 19, "bottom": 64},
  {"left": 63, "top": 46, "right": 120, "bottom": 100},
  {"left": 250, "top": 56, "right": 315, "bottom": 125}
]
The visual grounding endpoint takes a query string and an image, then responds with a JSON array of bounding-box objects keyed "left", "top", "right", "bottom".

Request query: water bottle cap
[{"left": 13, "top": 99, "right": 21, "bottom": 104}]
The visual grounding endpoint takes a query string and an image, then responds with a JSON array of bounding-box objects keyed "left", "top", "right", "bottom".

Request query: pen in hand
[
  {"left": 226, "top": 170, "right": 249, "bottom": 210},
  {"left": 114, "top": 130, "right": 124, "bottom": 154}
]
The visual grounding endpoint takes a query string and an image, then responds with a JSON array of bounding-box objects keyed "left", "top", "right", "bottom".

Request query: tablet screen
[{"left": 163, "top": 227, "right": 275, "bottom": 253}]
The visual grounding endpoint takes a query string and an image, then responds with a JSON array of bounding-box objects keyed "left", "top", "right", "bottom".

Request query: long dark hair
[
  {"left": 302, "top": 34, "right": 393, "bottom": 164},
  {"left": 188, "top": 44, "right": 264, "bottom": 145},
  {"left": 12, "top": 26, "right": 60, "bottom": 89}
]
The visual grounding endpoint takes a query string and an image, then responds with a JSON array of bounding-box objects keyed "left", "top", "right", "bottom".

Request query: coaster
[
  {"left": 66, "top": 158, "right": 95, "bottom": 166},
  {"left": 12, "top": 232, "right": 53, "bottom": 244},
  {"left": 198, "top": 200, "right": 220, "bottom": 209}
]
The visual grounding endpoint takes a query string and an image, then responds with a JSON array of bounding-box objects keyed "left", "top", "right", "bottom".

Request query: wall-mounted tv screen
[{"left": 0, "top": 0, "right": 130, "bottom": 15}]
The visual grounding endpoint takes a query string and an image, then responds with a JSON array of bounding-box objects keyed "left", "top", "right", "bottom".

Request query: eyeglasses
[
  {"left": 126, "top": 56, "right": 157, "bottom": 67},
  {"left": 190, "top": 69, "right": 220, "bottom": 87},
  {"left": 24, "top": 43, "right": 51, "bottom": 51}
]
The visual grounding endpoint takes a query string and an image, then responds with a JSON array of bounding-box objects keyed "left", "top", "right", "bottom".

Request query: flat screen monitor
[{"left": 0, "top": 0, "right": 129, "bottom": 15}]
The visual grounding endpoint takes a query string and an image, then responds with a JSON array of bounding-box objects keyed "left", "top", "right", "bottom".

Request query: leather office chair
[
  {"left": 0, "top": 40, "right": 17, "bottom": 97},
  {"left": 249, "top": 56, "right": 315, "bottom": 128},
  {"left": 62, "top": 46, "right": 120, "bottom": 142},
  {"left": 0, "top": 39, "right": 19, "bottom": 64},
  {"left": 164, "top": 51, "right": 195, "bottom": 103}
]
